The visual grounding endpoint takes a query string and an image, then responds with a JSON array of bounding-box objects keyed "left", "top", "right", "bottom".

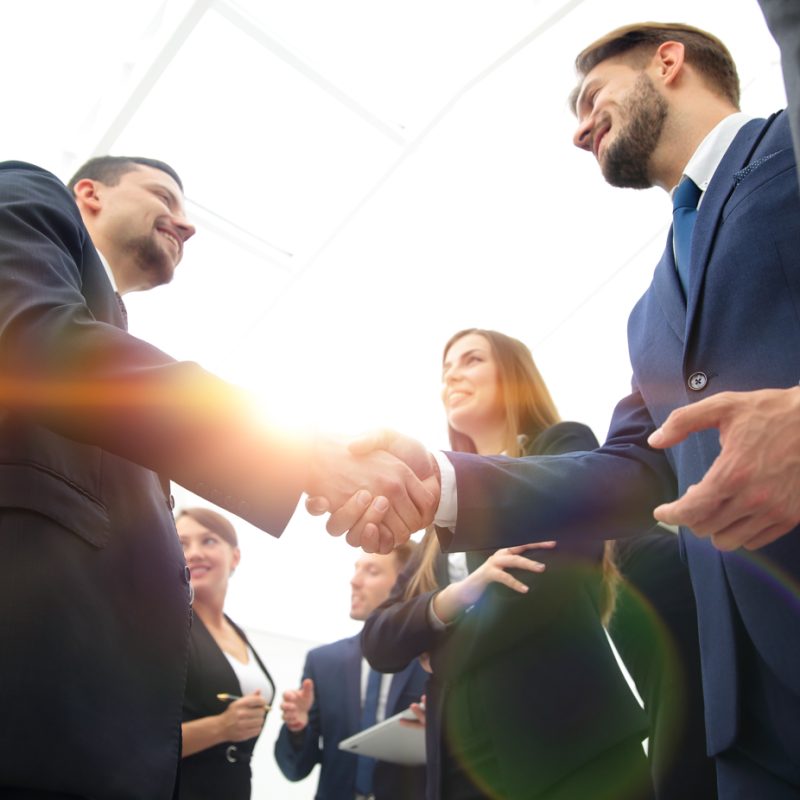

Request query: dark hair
[
  {"left": 443, "top": 328, "right": 560, "bottom": 457},
  {"left": 571, "top": 22, "right": 740, "bottom": 110},
  {"left": 67, "top": 155, "right": 184, "bottom": 192},
  {"left": 176, "top": 507, "right": 238, "bottom": 547}
]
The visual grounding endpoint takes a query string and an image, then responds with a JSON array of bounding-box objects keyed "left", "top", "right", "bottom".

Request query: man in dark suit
[
  {"left": 274, "top": 542, "right": 427, "bottom": 799},
  {"left": 0, "top": 157, "right": 435, "bottom": 799},
  {"left": 318, "top": 21, "right": 800, "bottom": 798}
]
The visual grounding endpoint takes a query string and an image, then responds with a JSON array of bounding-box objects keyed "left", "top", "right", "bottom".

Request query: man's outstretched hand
[
  {"left": 306, "top": 430, "right": 441, "bottom": 552},
  {"left": 649, "top": 387, "right": 800, "bottom": 551}
]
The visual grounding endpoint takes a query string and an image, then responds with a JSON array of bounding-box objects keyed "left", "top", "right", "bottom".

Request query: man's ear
[
  {"left": 71, "top": 178, "right": 103, "bottom": 215},
  {"left": 653, "top": 40, "right": 687, "bottom": 88}
]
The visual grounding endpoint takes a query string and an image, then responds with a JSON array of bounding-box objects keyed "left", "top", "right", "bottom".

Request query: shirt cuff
[
  {"left": 432, "top": 450, "right": 457, "bottom": 529},
  {"left": 426, "top": 593, "right": 449, "bottom": 631}
]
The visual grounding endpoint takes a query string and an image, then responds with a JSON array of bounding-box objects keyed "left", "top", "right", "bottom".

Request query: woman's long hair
[{"left": 407, "top": 328, "right": 620, "bottom": 625}]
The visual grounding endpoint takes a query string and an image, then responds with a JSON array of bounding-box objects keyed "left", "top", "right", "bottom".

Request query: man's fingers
[
  {"left": 742, "top": 523, "right": 792, "bottom": 551},
  {"left": 305, "top": 495, "right": 331, "bottom": 516},
  {"left": 348, "top": 429, "right": 395, "bottom": 456},
  {"left": 325, "top": 490, "right": 375, "bottom": 537},
  {"left": 649, "top": 393, "right": 732, "bottom": 449}
]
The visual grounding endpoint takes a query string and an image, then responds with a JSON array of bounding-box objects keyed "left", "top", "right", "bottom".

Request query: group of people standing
[
  {"left": 0, "top": 8, "right": 799, "bottom": 800},
  {"left": 177, "top": 328, "right": 713, "bottom": 800}
]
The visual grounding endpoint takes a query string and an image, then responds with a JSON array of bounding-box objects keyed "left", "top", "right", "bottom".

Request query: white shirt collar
[
  {"left": 96, "top": 250, "right": 119, "bottom": 293},
  {"left": 674, "top": 111, "right": 753, "bottom": 198}
]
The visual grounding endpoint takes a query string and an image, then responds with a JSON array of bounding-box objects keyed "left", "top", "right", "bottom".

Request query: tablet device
[{"left": 337, "top": 707, "right": 426, "bottom": 765}]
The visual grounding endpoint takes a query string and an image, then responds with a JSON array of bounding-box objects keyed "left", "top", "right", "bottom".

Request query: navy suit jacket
[
  {"left": 440, "top": 112, "right": 800, "bottom": 758},
  {"left": 274, "top": 635, "right": 427, "bottom": 800},
  {"left": 0, "top": 162, "right": 306, "bottom": 798}
]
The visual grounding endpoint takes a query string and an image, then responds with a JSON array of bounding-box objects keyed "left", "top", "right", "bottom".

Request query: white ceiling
[{"left": 3, "top": 0, "right": 786, "bottom": 643}]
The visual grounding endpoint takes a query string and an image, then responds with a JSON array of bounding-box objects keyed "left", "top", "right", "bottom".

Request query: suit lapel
[
  {"left": 651, "top": 234, "right": 688, "bottom": 343},
  {"left": 684, "top": 118, "right": 773, "bottom": 341},
  {"left": 344, "top": 635, "right": 363, "bottom": 733}
]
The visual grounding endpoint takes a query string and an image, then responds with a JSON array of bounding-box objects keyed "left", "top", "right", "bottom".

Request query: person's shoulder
[
  {"left": 0, "top": 160, "right": 76, "bottom": 209},
  {"left": 526, "top": 421, "right": 599, "bottom": 456},
  {"left": 0, "top": 160, "right": 65, "bottom": 188},
  {"left": 308, "top": 634, "right": 359, "bottom": 661}
]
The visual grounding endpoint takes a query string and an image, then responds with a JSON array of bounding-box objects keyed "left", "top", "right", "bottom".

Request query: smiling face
[
  {"left": 441, "top": 333, "right": 505, "bottom": 448},
  {"left": 573, "top": 59, "right": 668, "bottom": 189},
  {"left": 176, "top": 514, "right": 240, "bottom": 602},
  {"left": 349, "top": 552, "right": 400, "bottom": 621},
  {"left": 81, "top": 164, "right": 196, "bottom": 291}
]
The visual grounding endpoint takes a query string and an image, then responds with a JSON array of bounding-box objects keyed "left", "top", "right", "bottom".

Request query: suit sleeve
[
  {"left": 274, "top": 654, "right": 322, "bottom": 781},
  {"left": 440, "top": 390, "right": 677, "bottom": 552},
  {"left": 0, "top": 164, "right": 306, "bottom": 534},
  {"left": 362, "top": 537, "right": 447, "bottom": 673}
]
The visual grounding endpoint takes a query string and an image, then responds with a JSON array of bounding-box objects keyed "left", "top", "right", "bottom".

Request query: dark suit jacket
[
  {"left": 759, "top": 0, "right": 800, "bottom": 175},
  {"left": 179, "top": 615, "right": 275, "bottom": 800},
  {"left": 274, "top": 635, "right": 427, "bottom": 800},
  {"left": 0, "top": 162, "right": 306, "bottom": 797},
  {"left": 440, "top": 112, "right": 800, "bottom": 762},
  {"left": 364, "top": 423, "right": 648, "bottom": 799}
]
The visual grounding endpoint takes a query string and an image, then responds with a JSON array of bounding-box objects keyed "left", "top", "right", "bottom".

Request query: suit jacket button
[{"left": 688, "top": 371, "right": 708, "bottom": 391}]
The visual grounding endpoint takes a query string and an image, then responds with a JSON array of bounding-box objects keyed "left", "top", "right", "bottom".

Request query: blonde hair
[{"left": 408, "top": 330, "right": 620, "bottom": 623}]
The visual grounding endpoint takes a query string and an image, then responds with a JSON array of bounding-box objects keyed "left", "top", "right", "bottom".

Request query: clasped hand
[
  {"left": 649, "top": 386, "right": 800, "bottom": 550},
  {"left": 306, "top": 430, "right": 440, "bottom": 552}
]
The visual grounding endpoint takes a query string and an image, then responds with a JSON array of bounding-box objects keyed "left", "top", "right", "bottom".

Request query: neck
[
  {"left": 652, "top": 96, "right": 738, "bottom": 191},
  {"left": 81, "top": 222, "right": 140, "bottom": 295},
  {"left": 192, "top": 594, "right": 226, "bottom": 630},
  {"left": 471, "top": 425, "right": 508, "bottom": 456}
]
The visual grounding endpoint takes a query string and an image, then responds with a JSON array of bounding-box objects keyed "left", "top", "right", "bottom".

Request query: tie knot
[{"left": 673, "top": 177, "right": 702, "bottom": 212}]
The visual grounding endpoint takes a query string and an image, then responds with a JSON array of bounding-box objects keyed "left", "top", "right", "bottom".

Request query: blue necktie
[
  {"left": 672, "top": 177, "right": 702, "bottom": 294},
  {"left": 355, "top": 667, "right": 382, "bottom": 795}
]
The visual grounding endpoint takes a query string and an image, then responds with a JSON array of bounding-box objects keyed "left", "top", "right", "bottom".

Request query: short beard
[
  {"left": 602, "top": 73, "right": 668, "bottom": 189},
  {"left": 126, "top": 234, "right": 175, "bottom": 289}
]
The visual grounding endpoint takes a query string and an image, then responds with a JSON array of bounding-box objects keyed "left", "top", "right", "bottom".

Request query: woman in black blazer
[
  {"left": 362, "top": 328, "right": 652, "bottom": 800},
  {"left": 176, "top": 507, "right": 275, "bottom": 800}
]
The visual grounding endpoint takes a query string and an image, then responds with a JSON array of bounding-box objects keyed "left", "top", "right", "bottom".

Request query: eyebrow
[
  {"left": 442, "top": 348, "right": 484, "bottom": 372},
  {"left": 147, "top": 181, "right": 181, "bottom": 209}
]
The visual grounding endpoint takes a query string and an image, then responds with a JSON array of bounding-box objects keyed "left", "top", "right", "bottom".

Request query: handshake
[{"left": 305, "top": 430, "right": 442, "bottom": 553}]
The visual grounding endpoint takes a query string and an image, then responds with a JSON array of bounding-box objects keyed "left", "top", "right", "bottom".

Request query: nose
[
  {"left": 173, "top": 214, "right": 196, "bottom": 243},
  {"left": 573, "top": 115, "right": 593, "bottom": 152},
  {"left": 183, "top": 538, "right": 201, "bottom": 560},
  {"left": 443, "top": 362, "right": 463, "bottom": 386},
  {"left": 351, "top": 570, "right": 363, "bottom": 589}
]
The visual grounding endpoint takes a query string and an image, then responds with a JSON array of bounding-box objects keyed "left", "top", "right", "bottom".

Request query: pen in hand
[{"left": 217, "top": 692, "right": 271, "bottom": 711}]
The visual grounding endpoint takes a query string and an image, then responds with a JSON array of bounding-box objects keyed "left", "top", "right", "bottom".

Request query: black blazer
[
  {"left": 274, "top": 634, "right": 427, "bottom": 799},
  {"left": 610, "top": 529, "right": 716, "bottom": 798},
  {"left": 180, "top": 615, "right": 275, "bottom": 799},
  {"left": 0, "top": 162, "right": 306, "bottom": 798},
  {"left": 363, "top": 422, "right": 648, "bottom": 799}
]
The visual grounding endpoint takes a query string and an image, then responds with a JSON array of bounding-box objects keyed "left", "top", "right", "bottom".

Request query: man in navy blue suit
[
  {"left": 314, "top": 21, "right": 800, "bottom": 799},
  {"left": 274, "top": 543, "right": 427, "bottom": 799}
]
